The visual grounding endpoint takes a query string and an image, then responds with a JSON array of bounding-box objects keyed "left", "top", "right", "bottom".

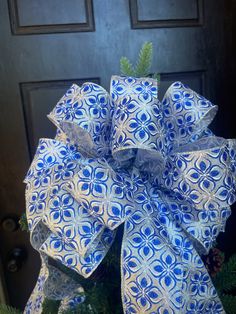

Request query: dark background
[{"left": 0, "top": 0, "right": 235, "bottom": 309}]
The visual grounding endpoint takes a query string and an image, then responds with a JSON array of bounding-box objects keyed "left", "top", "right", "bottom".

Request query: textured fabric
[{"left": 24, "top": 76, "right": 236, "bottom": 314}]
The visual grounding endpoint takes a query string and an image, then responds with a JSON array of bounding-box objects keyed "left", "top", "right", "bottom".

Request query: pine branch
[
  {"left": 72, "top": 302, "right": 98, "bottom": 314},
  {"left": 119, "top": 42, "right": 160, "bottom": 82},
  {"left": 213, "top": 254, "right": 236, "bottom": 293},
  {"left": 135, "top": 42, "right": 153, "bottom": 77},
  {"left": 221, "top": 295, "right": 236, "bottom": 314},
  {"left": 19, "top": 213, "right": 29, "bottom": 232},
  {"left": 120, "top": 57, "right": 135, "bottom": 76},
  {"left": 0, "top": 304, "right": 22, "bottom": 314},
  {"left": 42, "top": 298, "right": 60, "bottom": 314}
]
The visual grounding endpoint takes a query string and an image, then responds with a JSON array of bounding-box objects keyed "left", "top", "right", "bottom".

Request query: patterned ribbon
[{"left": 24, "top": 76, "right": 236, "bottom": 314}]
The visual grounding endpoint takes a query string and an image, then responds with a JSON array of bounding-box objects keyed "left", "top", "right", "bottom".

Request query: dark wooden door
[{"left": 0, "top": 0, "right": 235, "bottom": 310}]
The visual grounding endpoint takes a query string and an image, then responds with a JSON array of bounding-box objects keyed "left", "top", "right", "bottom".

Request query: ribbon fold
[{"left": 24, "top": 76, "right": 236, "bottom": 314}]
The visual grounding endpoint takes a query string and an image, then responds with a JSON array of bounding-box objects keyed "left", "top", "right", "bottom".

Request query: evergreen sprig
[
  {"left": 67, "top": 303, "right": 97, "bottom": 314},
  {"left": 120, "top": 42, "right": 159, "bottom": 81},
  {"left": 135, "top": 41, "right": 153, "bottom": 77},
  {"left": 42, "top": 298, "right": 60, "bottom": 314},
  {"left": 0, "top": 304, "right": 22, "bottom": 314},
  {"left": 220, "top": 295, "right": 236, "bottom": 314},
  {"left": 19, "top": 213, "right": 29, "bottom": 232},
  {"left": 211, "top": 254, "right": 236, "bottom": 313},
  {"left": 120, "top": 57, "right": 135, "bottom": 77},
  {"left": 213, "top": 254, "right": 236, "bottom": 293}
]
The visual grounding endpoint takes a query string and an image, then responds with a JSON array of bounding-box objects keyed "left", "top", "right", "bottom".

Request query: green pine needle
[
  {"left": 19, "top": 213, "right": 29, "bottom": 232},
  {"left": 120, "top": 57, "right": 135, "bottom": 76},
  {"left": 62, "top": 303, "right": 97, "bottom": 314},
  {"left": 120, "top": 42, "right": 159, "bottom": 80},
  {"left": 135, "top": 42, "right": 153, "bottom": 77},
  {"left": 221, "top": 295, "right": 236, "bottom": 314},
  {"left": 42, "top": 298, "right": 60, "bottom": 314},
  {"left": 0, "top": 304, "right": 22, "bottom": 314},
  {"left": 213, "top": 254, "right": 236, "bottom": 293}
]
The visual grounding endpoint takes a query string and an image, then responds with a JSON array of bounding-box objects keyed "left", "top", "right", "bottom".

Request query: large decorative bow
[{"left": 24, "top": 76, "right": 236, "bottom": 314}]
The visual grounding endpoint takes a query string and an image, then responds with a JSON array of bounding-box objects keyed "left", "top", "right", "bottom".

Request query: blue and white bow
[{"left": 24, "top": 76, "right": 236, "bottom": 314}]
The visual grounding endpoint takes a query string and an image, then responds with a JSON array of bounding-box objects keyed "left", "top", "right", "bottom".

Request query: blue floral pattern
[{"left": 24, "top": 76, "right": 236, "bottom": 314}]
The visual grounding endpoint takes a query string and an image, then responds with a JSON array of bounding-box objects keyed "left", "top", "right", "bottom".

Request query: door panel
[
  {"left": 130, "top": 0, "right": 203, "bottom": 28},
  {"left": 0, "top": 0, "right": 235, "bottom": 309},
  {"left": 8, "top": 0, "right": 95, "bottom": 34}
]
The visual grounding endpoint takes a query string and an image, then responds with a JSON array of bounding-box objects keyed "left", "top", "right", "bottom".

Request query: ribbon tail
[
  {"left": 121, "top": 183, "right": 225, "bottom": 313},
  {"left": 24, "top": 259, "right": 48, "bottom": 314},
  {"left": 24, "top": 254, "right": 85, "bottom": 314}
]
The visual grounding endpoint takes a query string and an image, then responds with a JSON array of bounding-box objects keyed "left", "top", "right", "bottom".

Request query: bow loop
[
  {"left": 154, "top": 135, "right": 236, "bottom": 254},
  {"left": 48, "top": 82, "right": 114, "bottom": 157},
  {"left": 162, "top": 81, "right": 218, "bottom": 153},
  {"left": 24, "top": 139, "right": 85, "bottom": 232},
  {"left": 40, "top": 227, "right": 115, "bottom": 278},
  {"left": 161, "top": 136, "right": 235, "bottom": 209},
  {"left": 24, "top": 138, "right": 83, "bottom": 185},
  {"left": 111, "top": 76, "right": 166, "bottom": 172},
  {"left": 41, "top": 188, "right": 105, "bottom": 257},
  {"left": 25, "top": 138, "right": 116, "bottom": 279}
]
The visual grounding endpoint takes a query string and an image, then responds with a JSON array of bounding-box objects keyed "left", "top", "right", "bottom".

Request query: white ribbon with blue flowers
[{"left": 24, "top": 75, "right": 236, "bottom": 314}]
